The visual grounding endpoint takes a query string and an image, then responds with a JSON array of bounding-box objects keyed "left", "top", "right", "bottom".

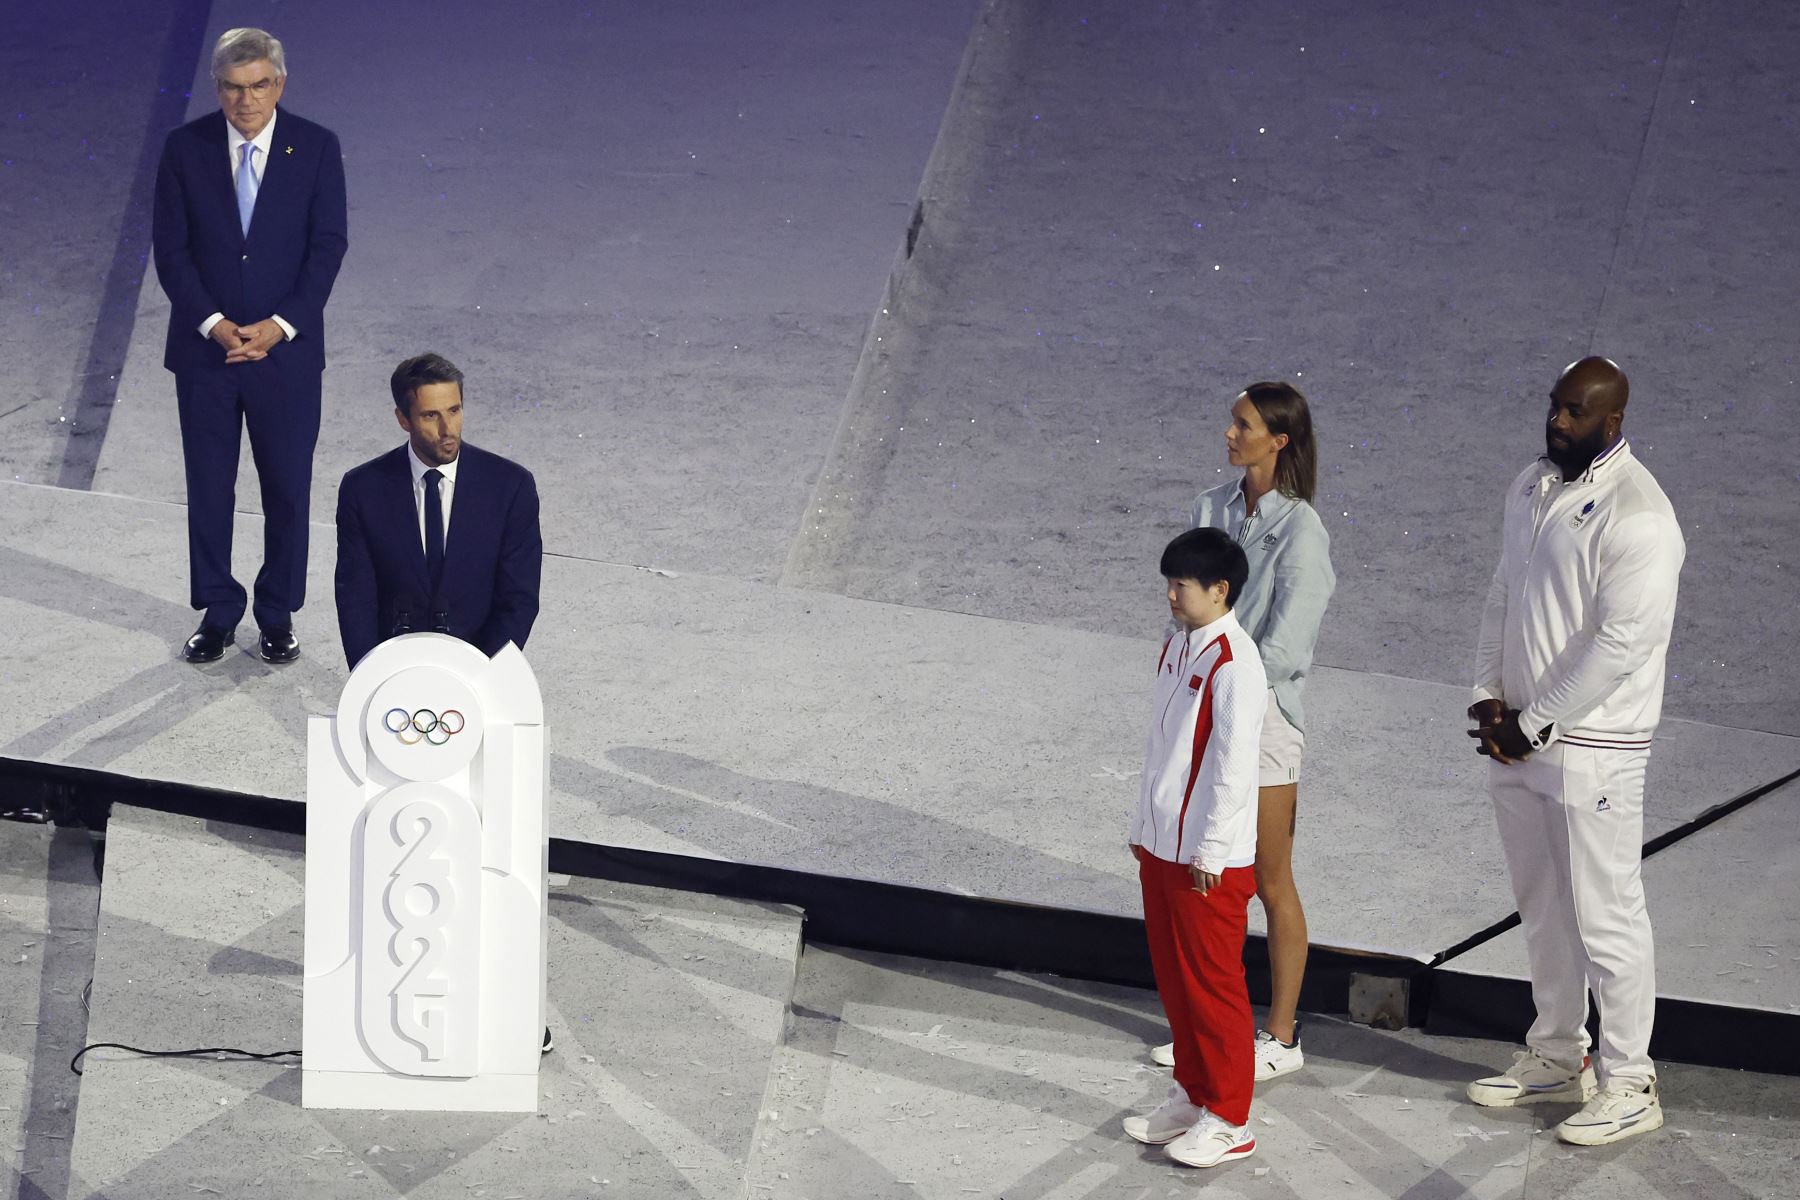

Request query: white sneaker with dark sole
[
  {"left": 1466, "top": 1050, "right": 1595, "bottom": 1107},
  {"left": 1254, "top": 1026, "right": 1303, "bottom": 1082},
  {"left": 1164, "top": 1111, "right": 1256, "bottom": 1168},
  {"left": 1150, "top": 1041, "right": 1175, "bottom": 1068},
  {"left": 1556, "top": 1081, "right": 1663, "bottom": 1146},
  {"left": 1122, "top": 1085, "right": 1203, "bottom": 1145}
]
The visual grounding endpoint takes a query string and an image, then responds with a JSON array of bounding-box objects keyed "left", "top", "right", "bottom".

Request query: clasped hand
[
  {"left": 210, "top": 318, "right": 284, "bottom": 363},
  {"left": 1467, "top": 699, "right": 1533, "bottom": 764}
]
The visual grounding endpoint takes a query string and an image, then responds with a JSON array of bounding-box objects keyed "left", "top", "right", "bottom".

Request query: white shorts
[{"left": 1258, "top": 689, "right": 1304, "bottom": 787}]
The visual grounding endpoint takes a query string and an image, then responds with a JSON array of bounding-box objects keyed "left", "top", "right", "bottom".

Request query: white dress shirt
[
  {"left": 409, "top": 443, "right": 458, "bottom": 553},
  {"left": 198, "top": 110, "right": 296, "bottom": 343}
]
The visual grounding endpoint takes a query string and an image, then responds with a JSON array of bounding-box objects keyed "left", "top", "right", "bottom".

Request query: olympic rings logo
[{"left": 383, "top": 707, "right": 466, "bottom": 747}]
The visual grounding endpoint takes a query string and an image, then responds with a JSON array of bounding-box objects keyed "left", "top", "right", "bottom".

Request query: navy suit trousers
[{"left": 175, "top": 360, "right": 322, "bottom": 630}]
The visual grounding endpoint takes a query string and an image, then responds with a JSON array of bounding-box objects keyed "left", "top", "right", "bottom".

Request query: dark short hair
[
  {"left": 1160, "top": 527, "right": 1249, "bottom": 609},
  {"left": 390, "top": 353, "right": 464, "bottom": 414}
]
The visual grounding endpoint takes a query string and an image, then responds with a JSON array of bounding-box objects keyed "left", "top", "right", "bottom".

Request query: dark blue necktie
[{"left": 423, "top": 468, "right": 445, "bottom": 586}]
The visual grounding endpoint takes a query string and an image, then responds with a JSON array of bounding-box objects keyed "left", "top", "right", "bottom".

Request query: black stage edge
[
  {"left": 1427, "top": 968, "right": 1800, "bottom": 1078},
  {"left": 5, "top": 755, "right": 1794, "bottom": 1077}
]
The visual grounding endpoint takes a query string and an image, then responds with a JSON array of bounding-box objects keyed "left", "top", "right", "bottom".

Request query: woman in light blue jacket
[{"left": 1152, "top": 381, "right": 1335, "bottom": 1082}]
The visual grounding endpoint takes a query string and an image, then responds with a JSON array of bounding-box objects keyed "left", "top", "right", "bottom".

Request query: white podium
[{"left": 302, "top": 634, "right": 548, "bottom": 1112}]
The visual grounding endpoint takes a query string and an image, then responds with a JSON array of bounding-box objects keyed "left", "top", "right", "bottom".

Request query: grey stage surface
[
  {"left": 5, "top": 480, "right": 1798, "bottom": 984},
  {"left": 9, "top": 810, "right": 1795, "bottom": 1200},
  {"left": 4, "top": 0, "right": 1799, "bottom": 1104}
]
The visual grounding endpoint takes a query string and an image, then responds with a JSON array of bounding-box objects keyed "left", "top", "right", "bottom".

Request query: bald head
[
  {"left": 1545, "top": 356, "right": 1629, "bottom": 479},
  {"left": 1555, "top": 356, "right": 1629, "bottom": 415}
]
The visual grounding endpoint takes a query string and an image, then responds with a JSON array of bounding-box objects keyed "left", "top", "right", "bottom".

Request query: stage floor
[
  {"left": 65, "top": 806, "right": 805, "bottom": 1199},
  {"left": 4, "top": 0, "right": 1799, "bottom": 1144},
  {"left": 8, "top": 811, "right": 1794, "bottom": 1200},
  {"left": 6, "top": 480, "right": 1798, "bottom": 1016}
]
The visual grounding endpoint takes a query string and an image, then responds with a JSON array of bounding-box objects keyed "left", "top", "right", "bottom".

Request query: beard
[{"left": 1545, "top": 425, "right": 1609, "bottom": 475}]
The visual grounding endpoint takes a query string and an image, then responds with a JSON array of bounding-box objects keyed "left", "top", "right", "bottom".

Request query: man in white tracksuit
[{"left": 1465, "top": 356, "right": 1685, "bottom": 1146}]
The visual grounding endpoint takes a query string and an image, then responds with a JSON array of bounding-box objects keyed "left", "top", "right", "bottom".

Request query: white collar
[
  {"left": 227, "top": 109, "right": 279, "bottom": 160},
  {"left": 1187, "top": 609, "right": 1240, "bottom": 645},
  {"left": 1538, "top": 437, "right": 1633, "bottom": 485},
  {"left": 408, "top": 442, "right": 460, "bottom": 485}
]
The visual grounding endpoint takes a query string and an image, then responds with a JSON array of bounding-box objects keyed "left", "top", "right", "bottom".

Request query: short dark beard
[{"left": 1545, "top": 426, "right": 1611, "bottom": 478}]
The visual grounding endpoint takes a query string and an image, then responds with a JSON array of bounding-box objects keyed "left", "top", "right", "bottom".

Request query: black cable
[{"left": 71, "top": 1043, "right": 300, "bottom": 1076}]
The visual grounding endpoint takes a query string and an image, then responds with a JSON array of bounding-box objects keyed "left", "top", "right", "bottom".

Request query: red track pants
[{"left": 1139, "top": 854, "right": 1256, "bottom": 1125}]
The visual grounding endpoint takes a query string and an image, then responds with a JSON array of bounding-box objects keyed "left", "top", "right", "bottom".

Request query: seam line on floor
[{"left": 1427, "top": 763, "right": 1800, "bottom": 969}]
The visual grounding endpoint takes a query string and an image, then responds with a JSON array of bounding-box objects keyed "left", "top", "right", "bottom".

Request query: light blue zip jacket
[{"left": 1190, "top": 479, "right": 1335, "bottom": 732}]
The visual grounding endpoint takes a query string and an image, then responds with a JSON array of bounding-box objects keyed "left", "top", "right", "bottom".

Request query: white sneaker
[
  {"left": 1122, "top": 1085, "right": 1202, "bottom": 1145},
  {"left": 1254, "top": 1026, "right": 1303, "bottom": 1082},
  {"left": 1165, "top": 1111, "right": 1257, "bottom": 1168},
  {"left": 1466, "top": 1050, "right": 1596, "bottom": 1107},
  {"left": 1150, "top": 1041, "right": 1176, "bottom": 1068},
  {"left": 1556, "top": 1080, "right": 1663, "bottom": 1146}
]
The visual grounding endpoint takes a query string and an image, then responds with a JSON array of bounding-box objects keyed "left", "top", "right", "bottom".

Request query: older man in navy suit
[
  {"left": 153, "top": 27, "right": 348, "bottom": 665},
  {"left": 335, "top": 353, "right": 542, "bottom": 672}
]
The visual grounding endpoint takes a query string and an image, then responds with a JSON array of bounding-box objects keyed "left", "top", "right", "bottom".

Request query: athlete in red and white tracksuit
[{"left": 1131, "top": 610, "right": 1267, "bottom": 1125}]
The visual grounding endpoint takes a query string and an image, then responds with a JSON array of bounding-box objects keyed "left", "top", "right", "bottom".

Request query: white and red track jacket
[{"left": 1131, "top": 611, "right": 1267, "bottom": 874}]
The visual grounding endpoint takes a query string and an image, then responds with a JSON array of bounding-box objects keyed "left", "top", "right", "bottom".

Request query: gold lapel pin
[{"left": 285, "top": 146, "right": 294, "bottom": 155}]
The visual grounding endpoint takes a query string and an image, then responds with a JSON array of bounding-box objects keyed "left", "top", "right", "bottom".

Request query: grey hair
[{"left": 213, "top": 28, "right": 287, "bottom": 79}]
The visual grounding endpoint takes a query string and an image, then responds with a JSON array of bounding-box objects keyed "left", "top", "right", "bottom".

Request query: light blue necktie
[{"left": 235, "top": 142, "right": 258, "bottom": 237}]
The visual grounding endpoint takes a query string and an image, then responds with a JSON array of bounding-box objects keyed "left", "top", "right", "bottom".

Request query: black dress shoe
[
  {"left": 259, "top": 626, "right": 301, "bottom": 664},
  {"left": 542, "top": 1026, "right": 554, "bottom": 1055},
  {"left": 1, "top": 803, "right": 51, "bottom": 824},
  {"left": 182, "top": 622, "right": 235, "bottom": 663}
]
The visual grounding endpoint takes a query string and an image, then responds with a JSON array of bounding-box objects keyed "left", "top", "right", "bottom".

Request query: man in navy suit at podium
[
  {"left": 153, "top": 27, "right": 347, "bottom": 665},
  {"left": 335, "top": 353, "right": 543, "bottom": 672},
  {"left": 335, "top": 351, "right": 548, "bottom": 1055}
]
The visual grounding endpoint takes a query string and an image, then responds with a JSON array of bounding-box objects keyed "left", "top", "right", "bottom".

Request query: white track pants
[{"left": 1488, "top": 742, "right": 1656, "bottom": 1089}]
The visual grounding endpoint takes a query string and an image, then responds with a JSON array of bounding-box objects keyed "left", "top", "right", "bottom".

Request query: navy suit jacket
[
  {"left": 335, "top": 444, "right": 542, "bottom": 670},
  {"left": 153, "top": 108, "right": 348, "bottom": 373}
]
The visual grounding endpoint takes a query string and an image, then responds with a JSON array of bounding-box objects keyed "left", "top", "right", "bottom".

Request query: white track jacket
[
  {"left": 1473, "top": 439, "right": 1685, "bottom": 750},
  {"left": 1131, "top": 611, "right": 1267, "bottom": 873}
]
